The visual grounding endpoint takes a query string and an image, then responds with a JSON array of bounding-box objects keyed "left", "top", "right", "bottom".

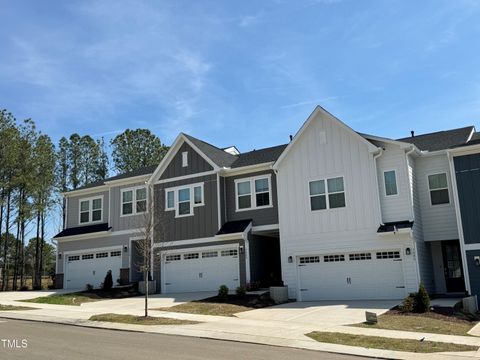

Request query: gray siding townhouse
[{"left": 54, "top": 105, "right": 480, "bottom": 304}]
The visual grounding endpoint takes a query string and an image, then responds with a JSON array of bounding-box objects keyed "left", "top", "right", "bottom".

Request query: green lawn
[
  {"left": 352, "top": 314, "right": 476, "bottom": 336},
  {"left": 22, "top": 293, "right": 102, "bottom": 306},
  {"left": 0, "top": 304, "right": 36, "bottom": 311},
  {"left": 307, "top": 332, "right": 478, "bottom": 353},
  {"left": 156, "top": 301, "right": 253, "bottom": 317},
  {"left": 89, "top": 313, "right": 199, "bottom": 325}
]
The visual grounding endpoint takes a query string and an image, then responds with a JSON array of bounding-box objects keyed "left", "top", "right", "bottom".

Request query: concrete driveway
[{"left": 235, "top": 300, "right": 400, "bottom": 326}]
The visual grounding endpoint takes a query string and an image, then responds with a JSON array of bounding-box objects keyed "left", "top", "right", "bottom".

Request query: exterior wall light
[
  {"left": 239, "top": 245, "right": 244, "bottom": 254},
  {"left": 474, "top": 256, "right": 480, "bottom": 267},
  {"left": 124, "top": 245, "right": 128, "bottom": 253},
  {"left": 288, "top": 256, "right": 293, "bottom": 263},
  {"left": 405, "top": 248, "right": 411, "bottom": 256},
  {"left": 58, "top": 253, "right": 62, "bottom": 259}
]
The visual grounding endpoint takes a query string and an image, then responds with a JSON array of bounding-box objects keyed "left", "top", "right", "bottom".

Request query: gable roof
[
  {"left": 182, "top": 133, "right": 238, "bottom": 168},
  {"left": 231, "top": 144, "right": 287, "bottom": 168},
  {"left": 396, "top": 126, "right": 474, "bottom": 151}
]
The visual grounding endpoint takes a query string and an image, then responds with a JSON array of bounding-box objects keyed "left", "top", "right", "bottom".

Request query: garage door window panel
[
  {"left": 184, "top": 253, "right": 199, "bottom": 260},
  {"left": 82, "top": 254, "right": 94, "bottom": 260},
  {"left": 349, "top": 253, "right": 372, "bottom": 261},
  {"left": 202, "top": 251, "right": 218, "bottom": 258},
  {"left": 376, "top": 251, "right": 400, "bottom": 259},
  {"left": 428, "top": 173, "right": 450, "bottom": 205},
  {"left": 68, "top": 255, "right": 80, "bottom": 261},
  {"left": 221, "top": 249, "right": 238, "bottom": 257},
  {"left": 166, "top": 254, "right": 181, "bottom": 262},
  {"left": 324, "top": 254, "right": 345, "bottom": 262},
  {"left": 299, "top": 256, "right": 320, "bottom": 264},
  {"left": 96, "top": 252, "right": 108, "bottom": 258},
  {"left": 110, "top": 251, "right": 121, "bottom": 257}
]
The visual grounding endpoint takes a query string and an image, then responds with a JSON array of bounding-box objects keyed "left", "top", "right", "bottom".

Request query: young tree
[{"left": 111, "top": 129, "right": 168, "bottom": 174}]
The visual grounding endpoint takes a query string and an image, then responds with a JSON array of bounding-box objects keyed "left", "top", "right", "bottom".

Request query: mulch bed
[
  {"left": 387, "top": 305, "right": 480, "bottom": 324},
  {"left": 196, "top": 294, "right": 276, "bottom": 309},
  {"left": 83, "top": 285, "right": 140, "bottom": 299}
]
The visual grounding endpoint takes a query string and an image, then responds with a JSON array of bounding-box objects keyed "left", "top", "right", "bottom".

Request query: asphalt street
[{"left": 0, "top": 319, "right": 365, "bottom": 360}]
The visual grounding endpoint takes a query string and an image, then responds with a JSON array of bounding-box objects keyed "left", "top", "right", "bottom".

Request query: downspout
[{"left": 373, "top": 147, "right": 384, "bottom": 226}]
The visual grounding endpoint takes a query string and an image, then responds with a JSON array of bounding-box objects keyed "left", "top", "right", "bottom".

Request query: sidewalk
[{"left": 1, "top": 302, "right": 479, "bottom": 360}]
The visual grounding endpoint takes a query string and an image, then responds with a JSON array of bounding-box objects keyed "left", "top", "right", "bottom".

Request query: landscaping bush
[
  {"left": 414, "top": 282, "right": 430, "bottom": 313},
  {"left": 103, "top": 270, "right": 113, "bottom": 291},
  {"left": 236, "top": 286, "right": 246, "bottom": 298},
  {"left": 246, "top": 282, "right": 260, "bottom": 291},
  {"left": 218, "top": 285, "right": 229, "bottom": 300},
  {"left": 399, "top": 294, "right": 415, "bottom": 313},
  {"left": 85, "top": 284, "right": 94, "bottom": 292}
]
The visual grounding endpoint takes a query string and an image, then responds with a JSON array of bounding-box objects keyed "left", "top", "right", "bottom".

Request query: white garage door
[
  {"left": 65, "top": 249, "right": 122, "bottom": 290},
  {"left": 163, "top": 247, "right": 240, "bottom": 293},
  {"left": 298, "top": 250, "right": 405, "bottom": 301}
]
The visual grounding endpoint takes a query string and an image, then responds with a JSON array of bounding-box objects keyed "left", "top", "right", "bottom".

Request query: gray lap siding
[{"left": 154, "top": 174, "right": 219, "bottom": 242}]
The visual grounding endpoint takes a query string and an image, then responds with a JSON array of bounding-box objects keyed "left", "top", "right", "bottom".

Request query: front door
[{"left": 442, "top": 241, "right": 466, "bottom": 293}]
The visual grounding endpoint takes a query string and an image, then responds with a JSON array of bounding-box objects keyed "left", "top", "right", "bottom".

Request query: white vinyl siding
[{"left": 383, "top": 170, "right": 398, "bottom": 196}]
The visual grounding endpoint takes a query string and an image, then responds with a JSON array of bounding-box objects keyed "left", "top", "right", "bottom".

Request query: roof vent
[
  {"left": 289, "top": 135, "right": 293, "bottom": 141},
  {"left": 223, "top": 146, "right": 240, "bottom": 155},
  {"left": 411, "top": 130, "right": 415, "bottom": 138}
]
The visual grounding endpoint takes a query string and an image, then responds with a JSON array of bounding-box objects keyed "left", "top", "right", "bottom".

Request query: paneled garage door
[
  {"left": 297, "top": 250, "right": 405, "bottom": 301},
  {"left": 65, "top": 249, "right": 122, "bottom": 290},
  {"left": 163, "top": 247, "right": 240, "bottom": 293}
]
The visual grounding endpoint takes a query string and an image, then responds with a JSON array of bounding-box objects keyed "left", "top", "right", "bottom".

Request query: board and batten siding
[
  {"left": 110, "top": 181, "right": 148, "bottom": 232},
  {"left": 66, "top": 190, "right": 109, "bottom": 228},
  {"left": 372, "top": 141, "right": 413, "bottom": 223},
  {"left": 154, "top": 174, "right": 219, "bottom": 242},
  {"left": 224, "top": 170, "right": 279, "bottom": 226},
  {"left": 160, "top": 141, "right": 213, "bottom": 180},
  {"left": 416, "top": 154, "right": 459, "bottom": 241},
  {"left": 275, "top": 112, "right": 418, "bottom": 299}
]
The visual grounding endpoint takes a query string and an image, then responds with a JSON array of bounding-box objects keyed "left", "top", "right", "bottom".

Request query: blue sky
[{"left": 2, "top": 0, "right": 480, "bottom": 154}]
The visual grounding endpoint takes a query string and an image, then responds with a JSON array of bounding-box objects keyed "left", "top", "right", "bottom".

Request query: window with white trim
[
  {"left": 110, "top": 251, "right": 121, "bottom": 257},
  {"left": 166, "top": 254, "right": 181, "bottom": 261},
  {"left": 82, "top": 254, "right": 94, "bottom": 260},
  {"left": 184, "top": 253, "right": 199, "bottom": 260},
  {"left": 96, "top": 252, "right": 108, "bottom": 258},
  {"left": 121, "top": 186, "right": 147, "bottom": 216},
  {"left": 299, "top": 256, "right": 320, "bottom": 264},
  {"left": 235, "top": 175, "right": 272, "bottom": 211},
  {"left": 68, "top": 255, "right": 80, "bottom": 261},
  {"left": 164, "top": 183, "right": 204, "bottom": 217},
  {"left": 428, "top": 173, "right": 449, "bottom": 205},
  {"left": 309, "top": 176, "right": 345, "bottom": 211},
  {"left": 79, "top": 197, "right": 102, "bottom": 224},
  {"left": 383, "top": 170, "right": 398, "bottom": 196},
  {"left": 324, "top": 254, "right": 345, "bottom": 262}
]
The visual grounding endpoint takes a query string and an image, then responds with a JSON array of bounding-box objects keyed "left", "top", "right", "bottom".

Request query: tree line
[{"left": 0, "top": 109, "right": 169, "bottom": 290}]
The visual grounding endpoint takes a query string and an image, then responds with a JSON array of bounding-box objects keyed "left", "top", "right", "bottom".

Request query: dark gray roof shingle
[
  {"left": 183, "top": 133, "right": 238, "bottom": 168},
  {"left": 231, "top": 144, "right": 288, "bottom": 168},
  {"left": 396, "top": 126, "right": 474, "bottom": 151}
]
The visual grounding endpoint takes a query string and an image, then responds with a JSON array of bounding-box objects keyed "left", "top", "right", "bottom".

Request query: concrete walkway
[{"left": 0, "top": 291, "right": 479, "bottom": 359}]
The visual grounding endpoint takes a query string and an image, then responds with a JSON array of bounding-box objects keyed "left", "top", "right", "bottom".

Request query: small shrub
[
  {"left": 85, "top": 284, "right": 94, "bottom": 292},
  {"left": 414, "top": 282, "right": 430, "bottom": 313},
  {"left": 116, "top": 278, "right": 122, "bottom": 286},
  {"left": 236, "top": 286, "right": 246, "bottom": 298},
  {"left": 103, "top": 270, "right": 113, "bottom": 291},
  {"left": 218, "top": 285, "right": 229, "bottom": 300},
  {"left": 399, "top": 294, "right": 415, "bottom": 313}
]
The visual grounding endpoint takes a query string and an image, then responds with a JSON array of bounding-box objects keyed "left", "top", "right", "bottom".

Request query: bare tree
[{"left": 133, "top": 183, "right": 169, "bottom": 317}]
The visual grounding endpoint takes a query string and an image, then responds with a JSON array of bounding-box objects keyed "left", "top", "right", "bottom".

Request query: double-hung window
[
  {"left": 235, "top": 175, "right": 272, "bottom": 211},
  {"left": 384, "top": 170, "right": 398, "bottom": 196},
  {"left": 428, "top": 173, "right": 449, "bottom": 205},
  {"left": 165, "top": 183, "right": 204, "bottom": 217},
  {"left": 309, "top": 176, "right": 345, "bottom": 211},
  {"left": 79, "top": 197, "right": 103, "bottom": 224},
  {"left": 121, "top": 186, "right": 147, "bottom": 216}
]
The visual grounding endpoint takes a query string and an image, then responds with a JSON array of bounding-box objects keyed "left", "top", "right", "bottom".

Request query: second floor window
[
  {"left": 165, "top": 183, "right": 204, "bottom": 217},
  {"left": 309, "top": 176, "right": 345, "bottom": 211},
  {"left": 79, "top": 197, "right": 102, "bottom": 224},
  {"left": 121, "top": 187, "right": 147, "bottom": 216},
  {"left": 384, "top": 170, "right": 398, "bottom": 196},
  {"left": 235, "top": 175, "right": 272, "bottom": 211},
  {"left": 428, "top": 173, "right": 449, "bottom": 205}
]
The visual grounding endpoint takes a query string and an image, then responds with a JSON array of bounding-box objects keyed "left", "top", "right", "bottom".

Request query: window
[
  {"left": 376, "top": 251, "right": 400, "bottom": 259},
  {"left": 166, "top": 190, "right": 175, "bottom": 210},
  {"left": 68, "top": 255, "right": 80, "bottom": 261},
  {"left": 96, "top": 252, "right": 108, "bottom": 258},
  {"left": 121, "top": 187, "right": 147, "bottom": 216},
  {"left": 235, "top": 175, "right": 272, "bottom": 211},
  {"left": 184, "top": 253, "right": 199, "bottom": 260},
  {"left": 428, "top": 173, "right": 449, "bottom": 205},
  {"left": 309, "top": 176, "right": 345, "bottom": 211},
  {"left": 110, "top": 251, "right": 121, "bottom": 257},
  {"left": 164, "top": 183, "right": 204, "bottom": 217},
  {"left": 79, "top": 197, "right": 103, "bottom": 224},
  {"left": 299, "top": 256, "right": 320, "bottom": 264},
  {"left": 182, "top": 151, "right": 188, "bottom": 167},
  {"left": 202, "top": 251, "right": 218, "bottom": 258},
  {"left": 221, "top": 249, "right": 238, "bottom": 257},
  {"left": 384, "top": 170, "right": 398, "bottom": 196},
  {"left": 82, "top": 254, "right": 94, "bottom": 260},
  {"left": 324, "top": 254, "right": 345, "bottom": 262},
  {"left": 166, "top": 254, "right": 181, "bottom": 261},
  {"left": 349, "top": 253, "right": 372, "bottom": 261}
]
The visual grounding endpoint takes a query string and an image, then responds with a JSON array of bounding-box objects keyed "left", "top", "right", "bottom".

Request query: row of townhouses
[{"left": 53, "top": 106, "right": 480, "bottom": 303}]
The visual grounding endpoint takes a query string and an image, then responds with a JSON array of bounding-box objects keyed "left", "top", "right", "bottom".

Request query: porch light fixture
[
  {"left": 58, "top": 253, "right": 62, "bottom": 259},
  {"left": 474, "top": 256, "right": 480, "bottom": 267},
  {"left": 239, "top": 245, "right": 244, "bottom": 254},
  {"left": 288, "top": 256, "right": 293, "bottom": 263},
  {"left": 124, "top": 245, "right": 128, "bottom": 253},
  {"left": 405, "top": 248, "right": 411, "bottom": 256}
]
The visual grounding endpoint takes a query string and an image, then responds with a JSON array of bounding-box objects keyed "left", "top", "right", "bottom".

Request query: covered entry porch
[{"left": 430, "top": 240, "right": 467, "bottom": 296}]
